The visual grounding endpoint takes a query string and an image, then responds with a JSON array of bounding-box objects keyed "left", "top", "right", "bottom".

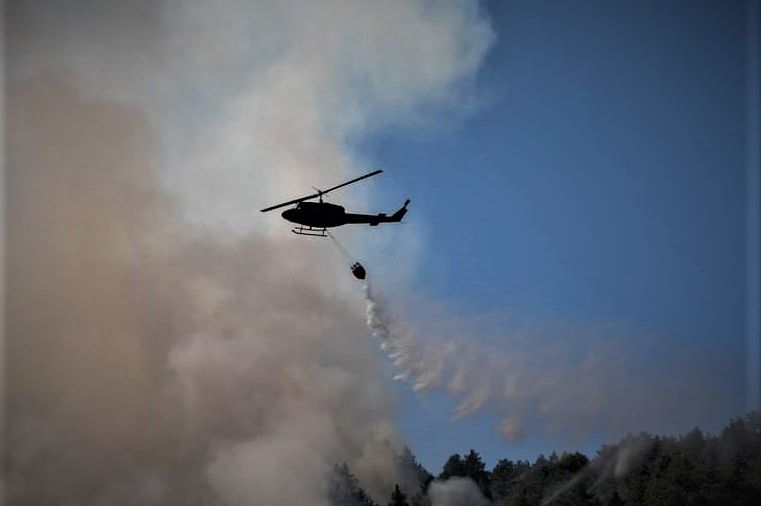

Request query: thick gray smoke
[
  {"left": 7, "top": 71, "right": 400, "bottom": 506},
  {"left": 364, "top": 281, "right": 734, "bottom": 444},
  {"left": 5, "top": 1, "right": 493, "bottom": 504}
]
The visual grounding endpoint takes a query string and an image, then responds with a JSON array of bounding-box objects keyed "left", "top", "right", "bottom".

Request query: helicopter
[{"left": 260, "top": 169, "right": 410, "bottom": 237}]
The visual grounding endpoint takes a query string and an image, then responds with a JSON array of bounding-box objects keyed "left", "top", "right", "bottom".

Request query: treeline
[{"left": 328, "top": 411, "right": 761, "bottom": 505}]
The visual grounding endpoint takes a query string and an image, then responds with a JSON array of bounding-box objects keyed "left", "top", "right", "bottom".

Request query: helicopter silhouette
[{"left": 260, "top": 170, "right": 410, "bottom": 237}]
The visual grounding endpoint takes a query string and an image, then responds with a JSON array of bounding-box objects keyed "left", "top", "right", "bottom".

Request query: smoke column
[{"left": 5, "top": 1, "right": 493, "bottom": 504}]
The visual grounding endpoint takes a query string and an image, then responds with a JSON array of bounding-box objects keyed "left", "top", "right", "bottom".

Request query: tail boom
[{"left": 343, "top": 199, "right": 410, "bottom": 226}]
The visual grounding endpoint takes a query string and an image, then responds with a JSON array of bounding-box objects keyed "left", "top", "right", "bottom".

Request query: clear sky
[{"left": 364, "top": 0, "right": 750, "bottom": 471}]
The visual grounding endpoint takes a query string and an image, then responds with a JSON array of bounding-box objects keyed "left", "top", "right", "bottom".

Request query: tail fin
[
  {"left": 366, "top": 199, "right": 411, "bottom": 226},
  {"left": 390, "top": 199, "right": 410, "bottom": 222}
]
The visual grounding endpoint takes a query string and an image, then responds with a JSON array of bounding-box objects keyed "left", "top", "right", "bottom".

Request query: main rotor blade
[
  {"left": 260, "top": 192, "right": 321, "bottom": 212},
  {"left": 319, "top": 169, "right": 383, "bottom": 195},
  {"left": 259, "top": 169, "right": 383, "bottom": 212}
]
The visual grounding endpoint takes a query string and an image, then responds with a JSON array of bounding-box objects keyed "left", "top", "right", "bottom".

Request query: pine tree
[
  {"left": 462, "top": 449, "right": 492, "bottom": 499},
  {"left": 397, "top": 446, "right": 433, "bottom": 504},
  {"left": 356, "top": 488, "right": 378, "bottom": 506},
  {"left": 328, "top": 462, "right": 378, "bottom": 506},
  {"left": 491, "top": 458, "right": 517, "bottom": 500},
  {"left": 397, "top": 446, "right": 433, "bottom": 490},
  {"left": 388, "top": 484, "right": 409, "bottom": 506},
  {"left": 438, "top": 454, "right": 465, "bottom": 480}
]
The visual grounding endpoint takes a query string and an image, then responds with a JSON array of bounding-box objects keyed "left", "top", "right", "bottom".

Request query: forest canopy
[{"left": 329, "top": 411, "right": 761, "bottom": 505}]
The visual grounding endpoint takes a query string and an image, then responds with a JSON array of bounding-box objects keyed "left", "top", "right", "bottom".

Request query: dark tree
[
  {"left": 388, "top": 484, "right": 409, "bottom": 506},
  {"left": 558, "top": 452, "right": 589, "bottom": 474},
  {"left": 396, "top": 446, "right": 433, "bottom": 504},
  {"left": 328, "top": 463, "right": 378, "bottom": 506},
  {"left": 356, "top": 489, "right": 378, "bottom": 506},
  {"left": 462, "top": 449, "right": 492, "bottom": 499},
  {"left": 490, "top": 458, "right": 517, "bottom": 499},
  {"left": 606, "top": 492, "right": 624, "bottom": 506},
  {"left": 437, "top": 450, "right": 492, "bottom": 499},
  {"left": 438, "top": 454, "right": 466, "bottom": 480}
]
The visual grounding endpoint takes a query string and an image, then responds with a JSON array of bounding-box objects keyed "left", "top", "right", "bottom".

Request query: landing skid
[{"left": 292, "top": 226, "right": 327, "bottom": 237}]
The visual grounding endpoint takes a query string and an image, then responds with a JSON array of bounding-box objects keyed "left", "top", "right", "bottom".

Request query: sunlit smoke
[{"left": 5, "top": 1, "right": 493, "bottom": 504}]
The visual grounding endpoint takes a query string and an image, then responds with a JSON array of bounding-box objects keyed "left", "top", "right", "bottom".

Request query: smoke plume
[
  {"left": 428, "top": 477, "right": 491, "bottom": 506},
  {"left": 5, "top": 1, "right": 493, "bottom": 504}
]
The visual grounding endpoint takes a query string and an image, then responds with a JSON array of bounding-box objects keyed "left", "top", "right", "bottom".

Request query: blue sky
[{"left": 364, "top": 0, "right": 749, "bottom": 471}]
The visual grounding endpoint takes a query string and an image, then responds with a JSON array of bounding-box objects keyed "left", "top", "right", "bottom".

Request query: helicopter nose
[{"left": 281, "top": 208, "right": 296, "bottom": 222}]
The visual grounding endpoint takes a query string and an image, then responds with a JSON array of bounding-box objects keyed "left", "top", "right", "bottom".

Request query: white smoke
[
  {"left": 428, "top": 477, "right": 491, "bottom": 506},
  {"left": 9, "top": 0, "right": 493, "bottom": 237},
  {"left": 5, "top": 1, "right": 493, "bottom": 505}
]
